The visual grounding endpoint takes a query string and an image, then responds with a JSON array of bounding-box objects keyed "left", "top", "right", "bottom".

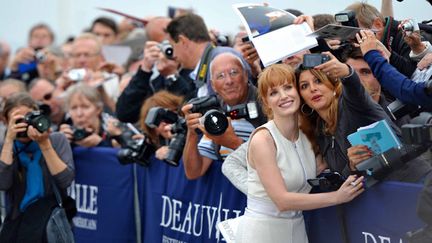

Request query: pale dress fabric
[{"left": 235, "top": 120, "right": 316, "bottom": 243}]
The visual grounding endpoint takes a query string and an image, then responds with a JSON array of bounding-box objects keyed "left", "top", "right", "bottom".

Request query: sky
[{"left": 0, "top": 0, "right": 431, "bottom": 52}]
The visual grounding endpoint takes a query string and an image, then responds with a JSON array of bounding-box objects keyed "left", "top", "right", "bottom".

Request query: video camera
[
  {"left": 189, "top": 95, "right": 259, "bottom": 136},
  {"left": 355, "top": 112, "right": 432, "bottom": 187}
]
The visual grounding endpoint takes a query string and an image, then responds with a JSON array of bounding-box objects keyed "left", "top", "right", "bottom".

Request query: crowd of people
[{"left": 0, "top": 0, "right": 431, "bottom": 242}]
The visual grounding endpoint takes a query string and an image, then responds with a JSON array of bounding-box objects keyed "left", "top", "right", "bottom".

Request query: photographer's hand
[
  {"left": 204, "top": 118, "right": 243, "bottom": 150},
  {"left": 5, "top": 110, "right": 27, "bottom": 141},
  {"left": 347, "top": 145, "right": 373, "bottom": 171},
  {"left": 181, "top": 104, "right": 202, "bottom": 137},
  {"left": 27, "top": 125, "right": 50, "bottom": 144},
  {"left": 59, "top": 124, "right": 74, "bottom": 143},
  {"left": 0, "top": 111, "right": 27, "bottom": 165},
  {"left": 141, "top": 41, "right": 161, "bottom": 72},
  {"left": 75, "top": 132, "right": 102, "bottom": 148},
  {"left": 28, "top": 127, "right": 68, "bottom": 175},
  {"left": 10, "top": 47, "right": 35, "bottom": 71},
  {"left": 155, "top": 146, "right": 169, "bottom": 160}
]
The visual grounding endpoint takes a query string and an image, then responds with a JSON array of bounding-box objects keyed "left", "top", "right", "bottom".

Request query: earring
[
  {"left": 333, "top": 91, "right": 336, "bottom": 96},
  {"left": 301, "top": 103, "right": 314, "bottom": 116}
]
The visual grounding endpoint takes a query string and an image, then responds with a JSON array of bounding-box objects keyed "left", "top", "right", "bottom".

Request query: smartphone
[{"left": 302, "top": 53, "right": 330, "bottom": 69}]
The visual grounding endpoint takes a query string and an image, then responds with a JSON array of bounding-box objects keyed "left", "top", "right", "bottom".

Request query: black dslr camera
[
  {"left": 307, "top": 170, "right": 346, "bottom": 192},
  {"left": 117, "top": 137, "right": 156, "bottom": 167},
  {"left": 145, "top": 107, "right": 178, "bottom": 129},
  {"left": 144, "top": 107, "right": 187, "bottom": 166},
  {"left": 158, "top": 40, "right": 174, "bottom": 60},
  {"left": 189, "top": 95, "right": 229, "bottom": 136},
  {"left": 70, "top": 126, "right": 92, "bottom": 141},
  {"left": 165, "top": 118, "right": 187, "bottom": 166},
  {"left": 16, "top": 110, "right": 51, "bottom": 138}
]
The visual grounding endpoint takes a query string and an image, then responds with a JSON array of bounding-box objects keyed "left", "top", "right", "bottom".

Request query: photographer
[
  {"left": 138, "top": 91, "right": 184, "bottom": 161},
  {"left": 357, "top": 30, "right": 432, "bottom": 110},
  {"left": 116, "top": 39, "right": 196, "bottom": 123},
  {"left": 8, "top": 24, "right": 55, "bottom": 84},
  {"left": 0, "top": 92, "right": 74, "bottom": 241},
  {"left": 181, "top": 52, "right": 266, "bottom": 179},
  {"left": 344, "top": 2, "right": 429, "bottom": 77},
  {"left": 59, "top": 83, "right": 113, "bottom": 147}
]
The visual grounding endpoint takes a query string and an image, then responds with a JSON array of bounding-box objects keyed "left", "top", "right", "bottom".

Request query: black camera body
[
  {"left": 307, "top": 170, "right": 346, "bottom": 192},
  {"left": 158, "top": 40, "right": 174, "bottom": 60},
  {"left": 189, "top": 96, "right": 229, "bottom": 136},
  {"left": 302, "top": 54, "right": 331, "bottom": 69},
  {"left": 165, "top": 118, "right": 187, "bottom": 166},
  {"left": 16, "top": 111, "right": 51, "bottom": 138},
  {"left": 117, "top": 137, "right": 156, "bottom": 167},
  {"left": 145, "top": 107, "right": 178, "bottom": 129},
  {"left": 71, "top": 126, "right": 92, "bottom": 142}
]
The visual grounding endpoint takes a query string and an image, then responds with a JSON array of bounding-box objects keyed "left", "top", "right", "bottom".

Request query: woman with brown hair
[
  {"left": 0, "top": 92, "right": 74, "bottom": 241},
  {"left": 296, "top": 51, "right": 399, "bottom": 176},
  {"left": 139, "top": 90, "right": 184, "bottom": 160},
  {"left": 221, "top": 64, "right": 363, "bottom": 243}
]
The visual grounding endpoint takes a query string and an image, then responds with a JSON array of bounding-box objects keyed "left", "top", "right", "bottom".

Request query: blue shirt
[{"left": 364, "top": 50, "right": 432, "bottom": 109}]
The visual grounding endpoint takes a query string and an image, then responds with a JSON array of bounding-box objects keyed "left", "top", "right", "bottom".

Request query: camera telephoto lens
[{"left": 202, "top": 110, "right": 229, "bottom": 136}]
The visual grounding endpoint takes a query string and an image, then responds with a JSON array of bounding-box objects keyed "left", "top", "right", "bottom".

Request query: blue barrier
[
  {"left": 71, "top": 147, "right": 136, "bottom": 243},
  {"left": 71, "top": 147, "right": 426, "bottom": 243}
]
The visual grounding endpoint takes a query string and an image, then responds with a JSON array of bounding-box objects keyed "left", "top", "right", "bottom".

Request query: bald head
[
  {"left": 210, "top": 52, "right": 249, "bottom": 106},
  {"left": 146, "top": 17, "right": 171, "bottom": 42}
]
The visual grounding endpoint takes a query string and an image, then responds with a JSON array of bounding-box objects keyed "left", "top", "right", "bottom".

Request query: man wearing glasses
[
  {"left": 181, "top": 52, "right": 266, "bottom": 180},
  {"left": 28, "top": 78, "right": 66, "bottom": 131}
]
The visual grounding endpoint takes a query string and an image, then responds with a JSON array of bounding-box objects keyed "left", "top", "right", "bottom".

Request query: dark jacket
[
  {"left": 116, "top": 67, "right": 195, "bottom": 123},
  {"left": 383, "top": 17, "right": 418, "bottom": 77},
  {"left": 316, "top": 69, "right": 401, "bottom": 177}
]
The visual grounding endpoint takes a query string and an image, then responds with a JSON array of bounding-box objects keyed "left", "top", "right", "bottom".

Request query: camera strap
[{"left": 196, "top": 43, "right": 215, "bottom": 88}]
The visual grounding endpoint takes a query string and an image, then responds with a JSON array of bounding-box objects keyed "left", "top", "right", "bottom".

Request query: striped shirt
[{"left": 198, "top": 118, "right": 255, "bottom": 160}]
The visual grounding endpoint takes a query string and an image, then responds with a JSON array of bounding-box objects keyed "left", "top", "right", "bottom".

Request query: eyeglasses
[
  {"left": 70, "top": 52, "right": 100, "bottom": 59},
  {"left": 214, "top": 68, "right": 241, "bottom": 81}
]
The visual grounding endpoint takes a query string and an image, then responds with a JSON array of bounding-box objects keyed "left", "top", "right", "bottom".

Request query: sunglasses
[{"left": 43, "top": 91, "right": 54, "bottom": 101}]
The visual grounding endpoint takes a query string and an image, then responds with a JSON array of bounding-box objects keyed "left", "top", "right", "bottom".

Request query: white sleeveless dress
[{"left": 235, "top": 120, "right": 316, "bottom": 243}]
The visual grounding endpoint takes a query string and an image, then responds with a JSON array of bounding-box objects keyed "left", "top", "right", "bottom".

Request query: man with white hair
[{"left": 181, "top": 52, "right": 266, "bottom": 180}]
